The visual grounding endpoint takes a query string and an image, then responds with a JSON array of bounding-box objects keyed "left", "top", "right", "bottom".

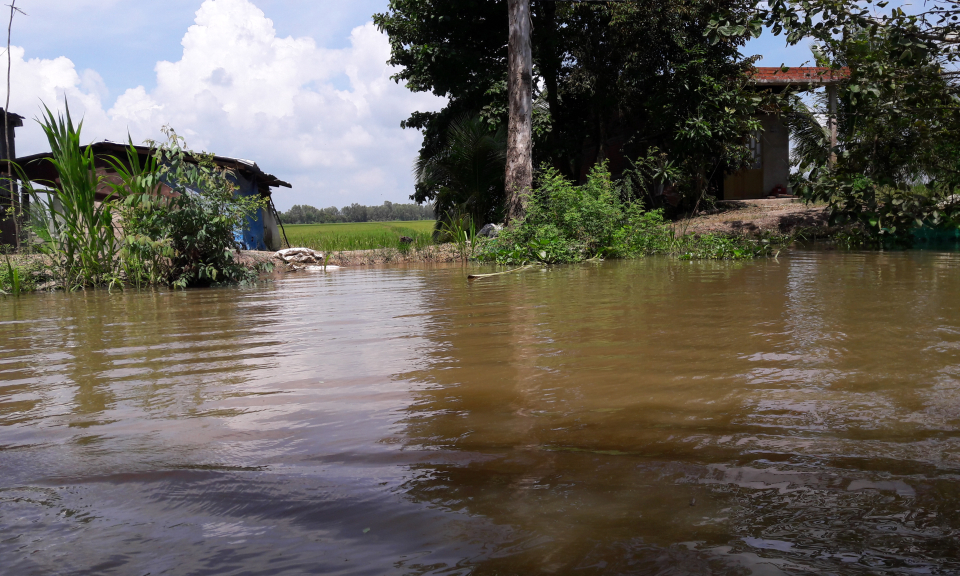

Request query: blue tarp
[{"left": 231, "top": 173, "right": 267, "bottom": 251}]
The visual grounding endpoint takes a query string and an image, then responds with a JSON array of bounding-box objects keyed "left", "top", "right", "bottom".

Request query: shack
[
  {"left": 723, "top": 66, "right": 849, "bottom": 200},
  {"left": 15, "top": 141, "right": 290, "bottom": 251},
  {"left": 0, "top": 109, "right": 24, "bottom": 247}
]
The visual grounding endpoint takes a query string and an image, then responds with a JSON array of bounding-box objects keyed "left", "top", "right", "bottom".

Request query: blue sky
[{"left": 8, "top": 1, "right": 812, "bottom": 210}]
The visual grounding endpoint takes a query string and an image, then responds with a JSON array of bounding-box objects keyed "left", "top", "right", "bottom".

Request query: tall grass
[
  {"left": 0, "top": 254, "right": 50, "bottom": 294},
  {"left": 436, "top": 211, "right": 475, "bottom": 262},
  {"left": 25, "top": 104, "right": 121, "bottom": 289}
]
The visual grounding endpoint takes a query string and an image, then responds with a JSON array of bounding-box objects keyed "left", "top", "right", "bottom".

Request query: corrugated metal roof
[
  {"left": 16, "top": 140, "right": 292, "bottom": 190},
  {"left": 750, "top": 66, "right": 850, "bottom": 86}
]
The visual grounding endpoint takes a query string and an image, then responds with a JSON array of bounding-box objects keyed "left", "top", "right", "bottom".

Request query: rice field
[{"left": 280, "top": 220, "right": 436, "bottom": 252}]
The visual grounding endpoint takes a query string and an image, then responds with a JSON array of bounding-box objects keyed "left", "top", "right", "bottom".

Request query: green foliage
[
  {"left": 15, "top": 104, "right": 266, "bottom": 291},
  {"left": 376, "top": 0, "right": 765, "bottom": 212},
  {"left": 783, "top": 95, "right": 831, "bottom": 173},
  {"left": 674, "top": 233, "right": 777, "bottom": 260},
  {"left": 0, "top": 256, "right": 49, "bottom": 294},
  {"left": 415, "top": 115, "right": 506, "bottom": 226},
  {"left": 1, "top": 255, "right": 20, "bottom": 295},
  {"left": 479, "top": 164, "right": 652, "bottom": 264},
  {"left": 716, "top": 1, "right": 960, "bottom": 243},
  {"left": 282, "top": 221, "right": 435, "bottom": 253},
  {"left": 478, "top": 163, "right": 773, "bottom": 265},
  {"left": 104, "top": 136, "right": 172, "bottom": 287},
  {"left": 25, "top": 103, "right": 122, "bottom": 290},
  {"left": 280, "top": 201, "right": 434, "bottom": 224},
  {"left": 436, "top": 211, "right": 476, "bottom": 263},
  {"left": 119, "top": 127, "right": 266, "bottom": 288},
  {"left": 801, "top": 175, "right": 960, "bottom": 246}
]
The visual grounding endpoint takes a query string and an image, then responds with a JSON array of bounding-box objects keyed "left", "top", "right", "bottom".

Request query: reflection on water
[{"left": 2, "top": 252, "right": 960, "bottom": 574}]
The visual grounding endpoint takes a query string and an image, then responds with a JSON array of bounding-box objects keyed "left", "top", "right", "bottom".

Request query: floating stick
[{"left": 467, "top": 264, "right": 534, "bottom": 280}]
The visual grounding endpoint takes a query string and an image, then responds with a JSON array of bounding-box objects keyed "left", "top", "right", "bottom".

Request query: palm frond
[
  {"left": 784, "top": 97, "right": 830, "bottom": 172},
  {"left": 415, "top": 114, "right": 507, "bottom": 226}
]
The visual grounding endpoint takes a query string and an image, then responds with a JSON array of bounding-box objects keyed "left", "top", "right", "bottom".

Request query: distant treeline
[{"left": 279, "top": 201, "right": 434, "bottom": 224}]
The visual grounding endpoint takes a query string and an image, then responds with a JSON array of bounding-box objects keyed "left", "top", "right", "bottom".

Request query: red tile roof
[{"left": 750, "top": 66, "right": 850, "bottom": 85}]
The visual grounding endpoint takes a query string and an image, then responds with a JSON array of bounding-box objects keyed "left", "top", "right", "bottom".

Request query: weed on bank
[{"left": 476, "top": 164, "right": 777, "bottom": 265}]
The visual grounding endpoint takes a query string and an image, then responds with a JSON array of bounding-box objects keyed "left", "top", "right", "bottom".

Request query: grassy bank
[{"left": 282, "top": 221, "right": 435, "bottom": 252}]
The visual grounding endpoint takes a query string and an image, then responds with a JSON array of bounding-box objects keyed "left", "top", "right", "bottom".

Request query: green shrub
[
  {"left": 116, "top": 128, "right": 267, "bottom": 288},
  {"left": 478, "top": 163, "right": 671, "bottom": 264},
  {"left": 18, "top": 104, "right": 266, "bottom": 291},
  {"left": 0, "top": 256, "right": 51, "bottom": 295},
  {"left": 478, "top": 163, "right": 776, "bottom": 264},
  {"left": 480, "top": 164, "right": 618, "bottom": 264},
  {"left": 797, "top": 173, "right": 960, "bottom": 247}
]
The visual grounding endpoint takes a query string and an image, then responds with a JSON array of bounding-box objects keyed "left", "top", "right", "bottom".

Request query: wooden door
[{"left": 723, "top": 132, "right": 764, "bottom": 199}]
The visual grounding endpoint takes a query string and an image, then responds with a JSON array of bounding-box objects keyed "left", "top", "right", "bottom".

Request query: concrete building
[{"left": 723, "top": 66, "right": 849, "bottom": 200}]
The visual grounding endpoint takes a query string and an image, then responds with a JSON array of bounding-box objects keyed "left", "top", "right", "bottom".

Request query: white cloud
[{"left": 7, "top": 0, "right": 444, "bottom": 209}]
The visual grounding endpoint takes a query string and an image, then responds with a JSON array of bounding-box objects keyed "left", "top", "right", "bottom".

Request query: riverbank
[
  {"left": 257, "top": 201, "right": 835, "bottom": 271},
  {"left": 0, "top": 203, "right": 842, "bottom": 292},
  {"left": 675, "top": 199, "right": 832, "bottom": 237},
  {"left": 240, "top": 243, "right": 464, "bottom": 272}
]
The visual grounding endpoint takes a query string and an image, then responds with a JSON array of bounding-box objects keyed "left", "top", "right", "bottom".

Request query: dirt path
[{"left": 676, "top": 199, "right": 829, "bottom": 236}]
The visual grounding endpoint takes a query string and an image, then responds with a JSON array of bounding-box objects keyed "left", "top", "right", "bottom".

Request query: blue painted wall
[
  {"left": 231, "top": 173, "right": 267, "bottom": 251},
  {"left": 160, "top": 167, "right": 269, "bottom": 251}
]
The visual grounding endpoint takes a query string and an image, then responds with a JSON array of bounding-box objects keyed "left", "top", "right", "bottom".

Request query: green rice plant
[
  {"left": 283, "top": 221, "right": 434, "bottom": 252},
  {"left": 24, "top": 103, "right": 121, "bottom": 290}
]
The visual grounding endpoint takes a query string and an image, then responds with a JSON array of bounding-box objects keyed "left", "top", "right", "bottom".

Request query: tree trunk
[{"left": 505, "top": 0, "right": 532, "bottom": 225}]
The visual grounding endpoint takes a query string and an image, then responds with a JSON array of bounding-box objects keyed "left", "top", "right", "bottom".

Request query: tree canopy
[
  {"left": 280, "top": 201, "right": 434, "bottom": 225},
  {"left": 709, "top": 0, "right": 960, "bottom": 241},
  {"left": 374, "top": 0, "right": 765, "bottom": 215}
]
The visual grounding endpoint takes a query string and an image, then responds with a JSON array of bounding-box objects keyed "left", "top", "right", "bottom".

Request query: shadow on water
[{"left": 2, "top": 254, "right": 960, "bottom": 574}]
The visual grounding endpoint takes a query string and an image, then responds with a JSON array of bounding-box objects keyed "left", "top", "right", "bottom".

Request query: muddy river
[{"left": 2, "top": 251, "right": 960, "bottom": 575}]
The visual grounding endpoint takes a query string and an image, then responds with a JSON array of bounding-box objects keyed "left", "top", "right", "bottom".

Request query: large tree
[
  {"left": 375, "top": 0, "right": 763, "bottom": 218},
  {"left": 505, "top": 0, "right": 532, "bottom": 224}
]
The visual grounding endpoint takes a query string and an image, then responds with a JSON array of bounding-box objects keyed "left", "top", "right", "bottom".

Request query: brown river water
[{"left": 2, "top": 251, "right": 960, "bottom": 575}]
